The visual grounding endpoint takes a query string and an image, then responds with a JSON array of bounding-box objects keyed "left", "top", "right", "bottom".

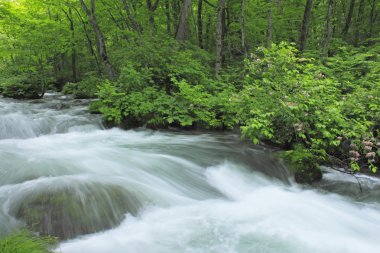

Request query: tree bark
[
  {"left": 73, "top": 6, "right": 102, "bottom": 76},
  {"left": 147, "top": 0, "right": 160, "bottom": 33},
  {"left": 241, "top": 0, "right": 247, "bottom": 56},
  {"left": 79, "top": 0, "right": 115, "bottom": 80},
  {"left": 267, "top": 0, "right": 273, "bottom": 47},
  {"left": 197, "top": 0, "right": 203, "bottom": 48},
  {"left": 368, "top": 0, "right": 377, "bottom": 44},
  {"left": 215, "top": 0, "right": 227, "bottom": 77},
  {"left": 277, "top": 0, "right": 282, "bottom": 15},
  {"left": 62, "top": 8, "right": 78, "bottom": 82},
  {"left": 342, "top": 0, "right": 355, "bottom": 36},
  {"left": 299, "top": 0, "right": 313, "bottom": 51},
  {"left": 122, "top": 0, "right": 142, "bottom": 34},
  {"left": 176, "top": 0, "right": 193, "bottom": 40},
  {"left": 354, "top": 0, "right": 365, "bottom": 46},
  {"left": 172, "top": 0, "right": 181, "bottom": 33},
  {"left": 68, "top": 8, "right": 77, "bottom": 82},
  {"left": 165, "top": 0, "right": 171, "bottom": 34},
  {"left": 322, "top": 0, "right": 333, "bottom": 64}
]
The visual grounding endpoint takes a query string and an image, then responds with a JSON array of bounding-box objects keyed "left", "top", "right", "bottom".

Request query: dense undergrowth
[{"left": 90, "top": 41, "right": 380, "bottom": 181}]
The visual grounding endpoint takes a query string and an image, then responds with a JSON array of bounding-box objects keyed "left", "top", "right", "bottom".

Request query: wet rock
[
  {"left": 15, "top": 184, "right": 140, "bottom": 240},
  {"left": 315, "top": 167, "right": 380, "bottom": 202}
]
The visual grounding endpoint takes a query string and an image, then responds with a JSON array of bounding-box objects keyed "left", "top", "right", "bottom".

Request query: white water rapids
[{"left": 1, "top": 94, "right": 380, "bottom": 253}]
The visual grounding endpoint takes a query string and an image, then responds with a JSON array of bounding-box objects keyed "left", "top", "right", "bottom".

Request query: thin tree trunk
[
  {"left": 215, "top": 0, "right": 227, "bottom": 77},
  {"left": 122, "top": 0, "right": 142, "bottom": 34},
  {"left": 368, "top": 0, "right": 377, "bottom": 44},
  {"left": 267, "top": 0, "right": 273, "bottom": 47},
  {"left": 197, "top": 0, "right": 203, "bottom": 48},
  {"left": 299, "top": 0, "right": 313, "bottom": 51},
  {"left": 205, "top": 14, "right": 211, "bottom": 50},
  {"left": 68, "top": 8, "right": 77, "bottom": 82},
  {"left": 241, "top": 0, "right": 247, "bottom": 56},
  {"left": 147, "top": 0, "right": 160, "bottom": 33},
  {"left": 354, "top": 0, "right": 365, "bottom": 46},
  {"left": 277, "top": 0, "right": 282, "bottom": 15},
  {"left": 342, "top": 0, "right": 355, "bottom": 36},
  {"left": 176, "top": 0, "right": 193, "bottom": 40},
  {"left": 322, "top": 0, "right": 333, "bottom": 64},
  {"left": 73, "top": 7, "right": 102, "bottom": 75},
  {"left": 62, "top": 8, "right": 78, "bottom": 82},
  {"left": 165, "top": 0, "right": 171, "bottom": 34},
  {"left": 79, "top": 0, "right": 115, "bottom": 80},
  {"left": 172, "top": 0, "right": 181, "bottom": 33}
]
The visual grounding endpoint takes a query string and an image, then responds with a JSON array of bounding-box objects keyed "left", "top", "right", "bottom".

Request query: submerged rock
[{"left": 15, "top": 184, "right": 140, "bottom": 240}]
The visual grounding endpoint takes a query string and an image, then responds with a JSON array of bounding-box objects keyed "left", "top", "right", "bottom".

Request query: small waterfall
[{"left": 0, "top": 94, "right": 102, "bottom": 140}]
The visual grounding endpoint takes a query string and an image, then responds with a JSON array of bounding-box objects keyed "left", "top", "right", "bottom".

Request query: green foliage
[
  {"left": 62, "top": 76, "right": 102, "bottom": 99},
  {"left": 281, "top": 145, "right": 323, "bottom": 184},
  {"left": 0, "top": 231, "right": 56, "bottom": 253},
  {"left": 96, "top": 78, "right": 237, "bottom": 129},
  {"left": 0, "top": 74, "right": 45, "bottom": 99},
  {"left": 239, "top": 42, "right": 379, "bottom": 173}
]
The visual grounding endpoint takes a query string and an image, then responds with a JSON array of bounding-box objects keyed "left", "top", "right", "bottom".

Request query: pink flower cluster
[
  {"left": 366, "top": 152, "right": 376, "bottom": 158},
  {"left": 349, "top": 150, "right": 360, "bottom": 161}
]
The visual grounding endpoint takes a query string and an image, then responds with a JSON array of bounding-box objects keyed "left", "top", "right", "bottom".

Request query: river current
[{"left": 0, "top": 94, "right": 380, "bottom": 253}]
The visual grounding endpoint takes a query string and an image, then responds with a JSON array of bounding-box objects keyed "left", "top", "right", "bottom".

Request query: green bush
[
  {"left": 62, "top": 76, "right": 102, "bottom": 99},
  {"left": 0, "top": 74, "right": 45, "bottom": 99},
  {"left": 96, "top": 78, "right": 237, "bottom": 129},
  {"left": 238, "top": 42, "right": 379, "bottom": 174}
]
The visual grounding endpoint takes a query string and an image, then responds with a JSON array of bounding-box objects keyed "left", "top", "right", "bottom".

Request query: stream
[{"left": 1, "top": 94, "right": 380, "bottom": 253}]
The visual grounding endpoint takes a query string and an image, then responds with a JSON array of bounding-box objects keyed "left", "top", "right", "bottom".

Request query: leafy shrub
[
  {"left": 238, "top": 42, "right": 379, "bottom": 175},
  {"left": 0, "top": 74, "right": 45, "bottom": 99},
  {"left": 96, "top": 78, "right": 237, "bottom": 129},
  {"left": 62, "top": 76, "right": 102, "bottom": 99}
]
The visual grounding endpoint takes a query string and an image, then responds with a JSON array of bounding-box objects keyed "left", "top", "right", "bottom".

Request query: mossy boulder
[{"left": 15, "top": 184, "right": 140, "bottom": 239}]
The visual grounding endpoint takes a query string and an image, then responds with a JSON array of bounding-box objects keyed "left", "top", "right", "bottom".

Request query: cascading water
[{"left": 1, "top": 94, "right": 380, "bottom": 253}]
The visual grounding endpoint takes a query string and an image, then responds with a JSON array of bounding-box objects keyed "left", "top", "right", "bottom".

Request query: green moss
[{"left": 0, "top": 231, "right": 56, "bottom": 253}]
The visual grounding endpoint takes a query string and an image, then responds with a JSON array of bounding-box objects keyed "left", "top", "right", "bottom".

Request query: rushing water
[{"left": 1, "top": 94, "right": 380, "bottom": 253}]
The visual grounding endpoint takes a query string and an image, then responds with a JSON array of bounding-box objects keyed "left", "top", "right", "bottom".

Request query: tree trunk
[
  {"left": 215, "top": 0, "right": 227, "bottom": 77},
  {"left": 147, "top": 0, "right": 160, "bottom": 33},
  {"left": 176, "top": 0, "right": 193, "bottom": 40},
  {"left": 63, "top": 7, "right": 78, "bottom": 82},
  {"left": 299, "top": 0, "right": 313, "bottom": 51},
  {"left": 368, "top": 0, "right": 377, "bottom": 44},
  {"left": 197, "top": 0, "right": 203, "bottom": 48},
  {"left": 322, "top": 0, "right": 333, "bottom": 64},
  {"left": 68, "top": 8, "right": 77, "bottom": 82},
  {"left": 342, "top": 0, "right": 355, "bottom": 36},
  {"left": 172, "top": 0, "right": 181, "bottom": 33},
  {"left": 354, "top": 0, "right": 365, "bottom": 46},
  {"left": 277, "top": 0, "right": 283, "bottom": 15},
  {"left": 241, "top": 0, "right": 247, "bottom": 56},
  {"left": 73, "top": 7, "right": 102, "bottom": 76},
  {"left": 165, "top": 0, "right": 171, "bottom": 34},
  {"left": 79, "top": 0, "right": 115, "bottom": 80},
  {"left": 122, "top": 0, "right": 142, "bottom": 34},
  {"left": 267, "top": 0, "right": 273, "bottom": 47}
]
